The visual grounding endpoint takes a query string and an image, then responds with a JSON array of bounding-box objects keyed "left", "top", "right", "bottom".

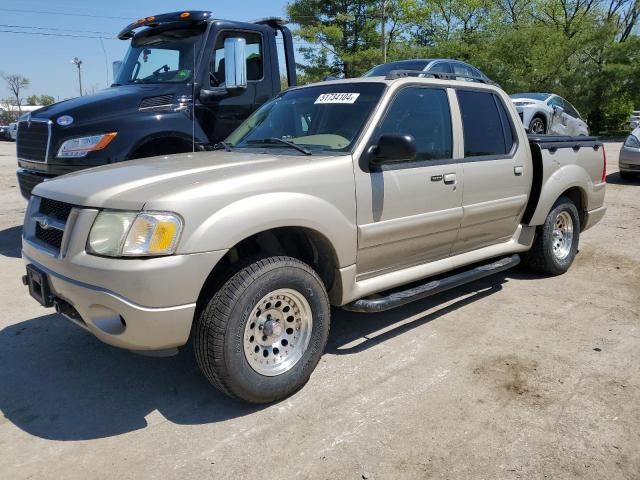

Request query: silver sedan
[{"left": 619, "top": 128, "right": 640, "bottom": 179}]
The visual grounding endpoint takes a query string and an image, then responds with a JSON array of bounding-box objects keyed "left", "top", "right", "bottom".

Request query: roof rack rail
[{"left": 384, "top": 69, "right": 493, "bottom": 85}]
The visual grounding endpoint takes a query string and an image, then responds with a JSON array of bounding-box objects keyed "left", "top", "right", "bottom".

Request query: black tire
[
  {"left": 194, "top": 256, "right": 330, "bottom": 404},
  {"left": 620, "top": 171, "right": 636, "bottom": 180},
  {"left": 529, "top": 115, "right": 547, "bottom": 135},
  {"left": 522, "top": 197, "right": 580, "bottom": 275}
]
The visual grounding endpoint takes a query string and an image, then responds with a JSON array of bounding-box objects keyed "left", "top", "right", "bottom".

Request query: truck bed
[{"left": 523, "top": 135, "right": 606, "bottom": 227}]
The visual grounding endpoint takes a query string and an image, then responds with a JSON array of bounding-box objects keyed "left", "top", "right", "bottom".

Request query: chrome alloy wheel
[
  {"left": 243, "top": 288, "right": 313, "bottom": 376},
  {"left": 552, "top": 211, "right": 574, "bottom": 260},
  {"left": 530, "top": 117, "right": 545, "bottom": 134}
]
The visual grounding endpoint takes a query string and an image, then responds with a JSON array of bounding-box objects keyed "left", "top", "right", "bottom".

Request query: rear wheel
[
  {"left": 529, "top": 115, "right": 546, "bottom": 135},
  {"left": 194, "top": 256, "right": 330, "bottom": 404},
  {"left": 522, "top": 197, "right": 580, "bottom": 275}
]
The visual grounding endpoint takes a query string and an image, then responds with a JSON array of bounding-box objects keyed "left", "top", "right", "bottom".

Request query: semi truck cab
[{"left": 16, "top": 11, "right": 297, "bottom": 198}]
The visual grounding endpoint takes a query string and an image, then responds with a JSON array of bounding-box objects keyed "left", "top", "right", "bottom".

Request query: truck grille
[
  {"left": 36, "top": 224, "right": 64, "bottom": 250},
  {"left": 17, "top": 169, "right": 51, "bottom": 199},
  {"left": 28, "top": 197, "right": 75, "bottom": 253},
  {"left": 39, "top": 197, "right": 73, "bottom": 221},
  {"left": 17, "top": 120, "right": 51, "bottom": 162}
]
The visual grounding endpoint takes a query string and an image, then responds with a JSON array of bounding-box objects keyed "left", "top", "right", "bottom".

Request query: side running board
[{"left": 343, "top": 254, "right": 521, "bottom": 313}]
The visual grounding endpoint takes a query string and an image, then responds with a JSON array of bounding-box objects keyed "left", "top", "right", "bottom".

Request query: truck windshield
[
  {"left": 115, "top": 26, "right": 205, "bottom": 85},
  {"left": 226, "top": 83, "right": 386, "bottom": 153}
]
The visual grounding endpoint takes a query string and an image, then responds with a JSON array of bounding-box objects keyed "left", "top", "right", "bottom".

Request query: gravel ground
[{"left": 0, "top": 140, "right": 638, "bottom": 479}]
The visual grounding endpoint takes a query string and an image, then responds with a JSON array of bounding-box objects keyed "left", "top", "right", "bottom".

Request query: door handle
[
  {"left": 443, "top": 173, "right": 457, "bottom": 185},
  {"left": 514, "top": 166, "right": 524, "bottom": 176}
]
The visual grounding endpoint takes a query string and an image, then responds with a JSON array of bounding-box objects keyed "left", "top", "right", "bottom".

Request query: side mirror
[
  {"left": 553, "top": 105, "right": 564, "bottom": 116},
  {"left": 223, "top": 37, "right": 248, "bottom": 90},
  {"left": 369, "top": 134, "right": 417, "bottom": 166},
  {"left": 112, "top": 61, "right": 123, "bottom": 82}
]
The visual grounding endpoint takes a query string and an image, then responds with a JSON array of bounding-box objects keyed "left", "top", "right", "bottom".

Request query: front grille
[
  {"left": 39, "top": 197, "right": 73, "bottom": 222},
  {"left": 36, "top": 223, "right": 64, "bottom": 250},
  {"left": 17, "top": 170, "right": 50, "bottom": 199},
  {"left": 17, "top": 121, "right": 50, "bottom": 162},
  {"left": 28, "top": 197, "right": 75, "bottom": 253},
  {"left": 139, "top": 94, "right": 174, "bottom": 111}
]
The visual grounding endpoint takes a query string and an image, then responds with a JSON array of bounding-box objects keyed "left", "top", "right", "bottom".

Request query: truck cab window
[
  {"left": 457, "top": 90, "right": 513, "bottom": 157},
  {"left": 377, "top": 87, "right": 453, "bottom": 161},
  {"left": 115, "top": 26, "right": 205, "bottom": 85},
  {"left": 211, "top": 32, "right": 263, "bottom": 85}
]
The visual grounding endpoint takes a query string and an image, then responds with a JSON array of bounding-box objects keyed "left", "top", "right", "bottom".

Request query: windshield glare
[
  {"left": 115, "top": 27, "right": 205, "bottom": 85},
  {"left": 226, "top": 84, "right": 386, "bottom": 152}
]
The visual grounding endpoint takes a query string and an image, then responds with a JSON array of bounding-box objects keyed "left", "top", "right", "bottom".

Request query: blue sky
[{"left": 0, "top": 0, "right": 291, "bottom": 102}]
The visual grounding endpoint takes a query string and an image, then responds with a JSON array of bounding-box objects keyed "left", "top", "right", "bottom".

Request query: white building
[{"left": 0, "top": 104, "right": 44, "bottom": 114}]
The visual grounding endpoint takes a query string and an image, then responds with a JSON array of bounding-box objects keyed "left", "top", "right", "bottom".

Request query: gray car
[
  {"left": 619, "top": 127, "right": 640, "bottom": 179},
  {"left": 364, "top": 58, "right": 492, "bottom": 83},
  {"left": 0, "top": 125, "right": 11, "bottom": 141}
]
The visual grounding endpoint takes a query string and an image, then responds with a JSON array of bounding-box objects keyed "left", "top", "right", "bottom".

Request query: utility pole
[
  {"left": 381, "top": 0, "right": 387, "bottom": 64},
  {"left": 71, "top": 57, "right": 83, "bottom": 96}
]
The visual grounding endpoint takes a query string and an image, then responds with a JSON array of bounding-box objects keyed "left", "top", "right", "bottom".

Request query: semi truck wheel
[
  {"left": 194, "top": 256, "right": 330, "bottom": 404},
  {"left": 522, "top": 197, "right": 580, "bottom": 275}
]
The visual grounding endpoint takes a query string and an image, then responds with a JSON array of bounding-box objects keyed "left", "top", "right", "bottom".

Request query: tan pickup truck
[{"left": 22, "top": 74, "right": 607, "bottom": 403}]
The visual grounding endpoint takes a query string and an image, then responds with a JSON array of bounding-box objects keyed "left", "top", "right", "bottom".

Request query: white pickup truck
[{"left": 22, "top": 73, "right": 607, "bottom": 403}]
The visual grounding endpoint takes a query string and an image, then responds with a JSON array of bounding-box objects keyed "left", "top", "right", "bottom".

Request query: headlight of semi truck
[
  {"left": 57, "top": 132, "right": 117, "bottom": 158},
  {"left": 87, "top": 211, "right": 183, "bottom": 257},
  {"left": 624, "top": 134, "right": 640, "bottom": 149}
]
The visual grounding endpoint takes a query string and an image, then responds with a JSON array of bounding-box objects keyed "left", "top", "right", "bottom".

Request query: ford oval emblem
[{"left": 57, "top": 115, "right": 74, "bottom": 126}]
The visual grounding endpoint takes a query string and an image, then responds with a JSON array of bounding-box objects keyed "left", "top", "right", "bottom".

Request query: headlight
[
  {"left": 87, "top": 211, "right": 183, "bottom": 257},
  {"left": 57, "top": 132, "right": 117, "bottom": 158},
  {"left": 624, "top": 134, "right": 640, "bottom": 148}
]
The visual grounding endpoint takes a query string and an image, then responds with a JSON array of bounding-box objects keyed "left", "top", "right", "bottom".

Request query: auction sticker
[{"left": 315, "top": 93, "right": 360, "bottom": 104}]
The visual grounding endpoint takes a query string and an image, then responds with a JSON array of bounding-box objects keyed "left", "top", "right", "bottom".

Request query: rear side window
[
  {"left": 457, "top": 90, "right": 514, "bottom": 157},
  {"left": 378, "top": 87, "right": 452, "bottom": 161}
]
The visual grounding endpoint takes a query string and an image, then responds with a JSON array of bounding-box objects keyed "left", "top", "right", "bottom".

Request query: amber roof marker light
[{"left": 180, "top": 12, "right": 191, "bottom": 18}]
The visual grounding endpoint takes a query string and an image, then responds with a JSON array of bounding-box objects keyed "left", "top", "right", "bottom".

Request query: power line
[
  {"left": 0, "top": 7, "right": 130, "bottom": 20},
  {"left": 0, "top": 24, "right": 117, "bottom": 35},
  {"left": 0, "top": 29, "right": 117, "bottom": 40}
]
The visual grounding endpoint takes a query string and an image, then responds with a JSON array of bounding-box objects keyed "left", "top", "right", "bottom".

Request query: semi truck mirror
[
  {"left": 224, "top": 37, "right": 248, "bottom": 90},
  {"left": 112, "top": 61, "right": 123, "bottom": 83}
]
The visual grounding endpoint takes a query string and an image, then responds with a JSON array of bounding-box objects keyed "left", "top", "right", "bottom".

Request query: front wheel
[
  {"left": 620, "top": 171, "right": 636, "bottom": 180},
  {"left": 522, "top": 197, "right": 580, "bottom": 275},
  {"left": 194, "top": 256, "right": 330, "bottom": 404}
]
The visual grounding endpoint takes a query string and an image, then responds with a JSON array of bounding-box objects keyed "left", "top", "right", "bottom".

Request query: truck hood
[
  {"left": 28, "top": 84, "right": 182, "bottom": 124},
  {"left": 32, "top": 150, "right": 338, "bottom": 211}
]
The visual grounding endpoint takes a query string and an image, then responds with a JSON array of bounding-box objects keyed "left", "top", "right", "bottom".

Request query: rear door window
[{"left": 457, "top": 90, "right": 515, "bottom": 157}]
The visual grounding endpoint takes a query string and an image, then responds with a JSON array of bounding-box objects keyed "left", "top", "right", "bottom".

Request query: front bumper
[
  {"left": 619, "top": 146, "right": 640, "bottom": 172},
  {"left": 22, "top": 206, "right": 227, "bottom": 350},
  {"left": 23, "top": 254, "right": 197, "bottom": 351}
]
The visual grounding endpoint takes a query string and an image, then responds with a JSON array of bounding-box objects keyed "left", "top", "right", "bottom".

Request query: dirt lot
[{"left": 0, "top": 140, "right": 638, "bottom": 479}]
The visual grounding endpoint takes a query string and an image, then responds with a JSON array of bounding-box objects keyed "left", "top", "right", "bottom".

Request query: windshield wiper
[
  {"left": 213, "top": 141, "right": 233, "bottom": 152},
  {"left": 246, "top": 138, "right": 312, "bottom": 156}
]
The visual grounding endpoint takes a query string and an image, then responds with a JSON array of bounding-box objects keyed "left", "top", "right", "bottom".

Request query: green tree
[
  {"left": 26, "top": 94, "right": 56, "bottom": 106},
  {"left": 288, "top": 0, "right": 384, "bottom": 80}
]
